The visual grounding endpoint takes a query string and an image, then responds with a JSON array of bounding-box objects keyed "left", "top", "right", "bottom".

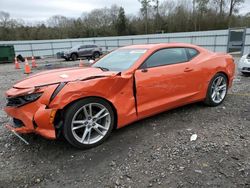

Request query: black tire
[
  {"left": 71, "top": 53, "right": 78, "bottom": 61},
  {"left": 63, "top": 98, "right": 115, "bottom": 149},
  {"left": 204, "top": 73, "right": 228, "bottom": 107},
  {"left": 242, "top": 72, "right": 250, "bottom": 77},
  {"left": 93, "top": 52, "right": 100, "bottom": 59},
  {"left": 17, "top": 54, "right": 25, "bottom": 62}
]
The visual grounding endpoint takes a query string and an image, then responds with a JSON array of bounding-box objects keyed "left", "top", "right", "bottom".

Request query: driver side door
[
  {"left": 135, "top": 47, "right": 201, "bottom": 119},
  {"left": 78, "top": 45, "right": 88, "bottom": 57}
]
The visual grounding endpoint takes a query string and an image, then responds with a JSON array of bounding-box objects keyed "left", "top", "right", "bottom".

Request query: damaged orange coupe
[{"left": 5, "top": 43, "right": 235, "bottom": 148}]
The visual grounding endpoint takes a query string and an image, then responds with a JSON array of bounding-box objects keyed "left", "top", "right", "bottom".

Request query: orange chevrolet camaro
[{"left": 5, "top": 43, "right": 235, "bottom": 149}]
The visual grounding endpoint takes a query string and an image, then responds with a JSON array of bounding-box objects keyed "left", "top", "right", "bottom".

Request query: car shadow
[
  {"left": 10, "top": 102, "right": 205, "bottom": 154},
  {"left": 4, "top": 100, "right": 229, "bottom": 183}
]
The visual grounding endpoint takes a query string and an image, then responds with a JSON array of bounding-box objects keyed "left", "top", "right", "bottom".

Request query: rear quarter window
[{"left": 186, "top": 48, "right": 199, "bottom": 60}]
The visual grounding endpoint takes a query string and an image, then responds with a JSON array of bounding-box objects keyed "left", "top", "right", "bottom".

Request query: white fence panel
[{"left": 1, "top": 28, "right": 250, "bottom": 57}]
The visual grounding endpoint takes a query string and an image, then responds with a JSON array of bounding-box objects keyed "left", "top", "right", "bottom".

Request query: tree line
[{"left": 0, "top": 0, "right": 249, "bottom": 41}]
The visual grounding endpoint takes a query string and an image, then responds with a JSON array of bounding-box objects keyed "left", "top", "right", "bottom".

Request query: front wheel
[
  {"left": 204, "top": 73, "right": 228, "bottom": 106},
  {"left": 71, "top": 53, "right": 78, "bottom": 61},
  {"left": 63, "top": 98, "right": 114, "bottom": 149}
]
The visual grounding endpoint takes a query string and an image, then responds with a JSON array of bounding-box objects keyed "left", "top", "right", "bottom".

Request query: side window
[
  {"left": 80, "top": 45, "right": 86, "bottom": 49},
  {"left": 86, "top": 45, "right": 96, "bottom": 48},
  {"left": 142, "top": 48, "right": 188, "bottom": 68},
  {"left": 186, "top": 48, "right": 199, "bottom": 60}
]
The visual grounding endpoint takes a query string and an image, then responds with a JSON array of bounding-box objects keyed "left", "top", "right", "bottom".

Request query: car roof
[{"left": 120, "top": 43, "right": 204, "bottom": 51}]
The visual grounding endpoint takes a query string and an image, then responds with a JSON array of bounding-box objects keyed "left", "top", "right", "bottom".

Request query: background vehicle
[
  {"left": 4, "top": 43, "right": 235, "bottom": 149},
  {"left": 238, "top": 53, "right": 250, "bottom": 76},
  {"left": 62, "top": 44, "right": 102, "bottom": 61}
]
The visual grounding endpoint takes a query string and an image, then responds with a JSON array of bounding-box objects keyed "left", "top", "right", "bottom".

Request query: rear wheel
[
  {"left": 93, "top": 52, "right": 100, "bottom": 59},
  {"left": 63, "top": 98, "right": 114, "bottom": 149},
  {"left": 204, "top": 73, "right": 228, "bottom": 106}
]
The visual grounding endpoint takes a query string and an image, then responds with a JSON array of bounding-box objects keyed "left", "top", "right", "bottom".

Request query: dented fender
[{"left": 49, "top": 73, "right": 138, "bottom": 128}]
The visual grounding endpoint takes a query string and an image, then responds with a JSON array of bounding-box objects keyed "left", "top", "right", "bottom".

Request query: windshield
[
  {"left": 71, "top": 45, "right": 81, "bottom": 50},
  {"left": 92, "top": 49, "right": 147, "bottom": 71}
]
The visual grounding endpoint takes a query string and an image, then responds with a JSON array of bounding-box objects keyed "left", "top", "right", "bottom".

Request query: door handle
[
  {"left": 141, "top": 69, "right": 148, "bottom": 73},
  {"left": 184, "top": 67, "right": 193, "bottom": 72}
]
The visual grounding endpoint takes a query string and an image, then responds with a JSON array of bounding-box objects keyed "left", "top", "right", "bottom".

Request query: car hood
[{"left": 13, "top": 67, "right": 119, "bottom": 89}]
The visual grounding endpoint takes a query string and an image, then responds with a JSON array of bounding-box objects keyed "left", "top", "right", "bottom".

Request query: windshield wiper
[{"left": 95, "top": 66, "right": 109, "bottom": 71}]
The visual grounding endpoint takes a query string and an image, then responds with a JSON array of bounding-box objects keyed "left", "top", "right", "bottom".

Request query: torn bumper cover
[
  {"left": 4, "top": 85, "right": 59, "bottom": 139},
  {"left": 4, "top": 103, "right": 57, "bottom": 139},
  {"left": 3, "top": 68, "right": 121, "bottom": 140}
]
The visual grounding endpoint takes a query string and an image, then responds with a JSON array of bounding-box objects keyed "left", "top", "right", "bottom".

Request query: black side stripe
[
  {"left": 132, "top": 74, "right": 138, "bottom": 116},
  {"left": 49, "top": 82, "right": 67, "bottom": 103}
]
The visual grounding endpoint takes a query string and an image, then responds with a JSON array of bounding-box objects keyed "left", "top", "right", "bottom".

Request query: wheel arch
[
  {"left": 215, "top": 71, "right": 229, "bottom": 85},
  {"left": 54, "top": 96, "right": 118, "bottom": 133},
  {"left": 71, "top": 52, "right": 78, "bottom": 58},
  {"left": 92, "top": 51, "right": 101, "bottom": 57},
  {"left": 204, "top": 71, "right": 229, "bottom": 106},
  {"left": 203, "top": 70, "right": 230, "bottom": 100}
]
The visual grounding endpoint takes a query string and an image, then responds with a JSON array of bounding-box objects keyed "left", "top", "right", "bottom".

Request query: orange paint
[{"left": 4, "top": 43, "right": 235, "bottom": 139}]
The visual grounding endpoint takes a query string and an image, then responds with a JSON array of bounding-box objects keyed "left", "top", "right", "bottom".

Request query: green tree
[
  {"left": 0, "top": 1, "right": 249, "bottom": 41},
  {"left": 227, "top": 0, "right": 245, "bottom": 26},
  {"left": 115, "top": 7, "right": 127, "bottom": 35},
  {"left": 228, "top": 0, "right": 245, "bottom": 17},
  {"left": 153, "top": 0, "right": 161, "bottom": 32},
  {"left": 138, "top": 0, "right": 151, "bottom": 34}
]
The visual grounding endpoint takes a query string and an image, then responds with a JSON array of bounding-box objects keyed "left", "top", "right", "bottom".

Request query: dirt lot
[{"left": 0, "top": 57, "right": 250, "bottom": 188}]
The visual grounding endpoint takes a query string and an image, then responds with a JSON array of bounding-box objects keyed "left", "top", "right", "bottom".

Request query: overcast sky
[{"left": 1, "top": 0, "right": 250, "bottom": 23}]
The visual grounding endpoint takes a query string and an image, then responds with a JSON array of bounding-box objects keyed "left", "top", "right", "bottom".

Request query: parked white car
[{"left": 238, "top": 53, "right": 250, "bottom": 76}]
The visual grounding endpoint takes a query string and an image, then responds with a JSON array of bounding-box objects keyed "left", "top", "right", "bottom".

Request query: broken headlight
[
  {"left": 23, "top": 93, "right": 42, "bottom": 102},
  {"left": 7, "top": 93, "right": 43, "bottom": 107}
]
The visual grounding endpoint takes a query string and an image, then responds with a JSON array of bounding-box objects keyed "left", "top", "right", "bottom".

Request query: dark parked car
[{"left": 62, "top": 44, "right": 102, "bottom": 61}]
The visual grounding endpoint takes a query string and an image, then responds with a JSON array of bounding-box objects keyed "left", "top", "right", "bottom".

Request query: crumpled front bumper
[
  {"left": 4, "top": 84, "right": 57, "bottom": 139},
  {"left": 4, "top": 102, "right": 57, "bottom": 139},
  {"left": 62, "top": 53, "right": 70, "bottom": 59},
  {"left": 239, "top": 67, "right": 250, "bottom": 73},
  {"left": 4, "top": 85, "right": 59, "bottom": 139}
]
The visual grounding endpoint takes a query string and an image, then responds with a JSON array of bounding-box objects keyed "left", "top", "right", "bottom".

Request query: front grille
[
  {"left": 13, "top": 118, "right": 24, "bottom": 128},
  {"left": 6, "top": 97, "right": 26, "bottom": 107}
]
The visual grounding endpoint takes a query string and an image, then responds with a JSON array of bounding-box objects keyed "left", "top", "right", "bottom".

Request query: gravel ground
[{"left": 0, "top": 57, "right": 250, "bottom": 188}]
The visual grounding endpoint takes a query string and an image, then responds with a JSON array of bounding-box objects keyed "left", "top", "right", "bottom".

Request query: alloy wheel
[
  {"left": 211, "top": 76, "right": 227, "bottom": 103},
  {"left": 71, "top": 103, "right": 111, "bottom": 145}
]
